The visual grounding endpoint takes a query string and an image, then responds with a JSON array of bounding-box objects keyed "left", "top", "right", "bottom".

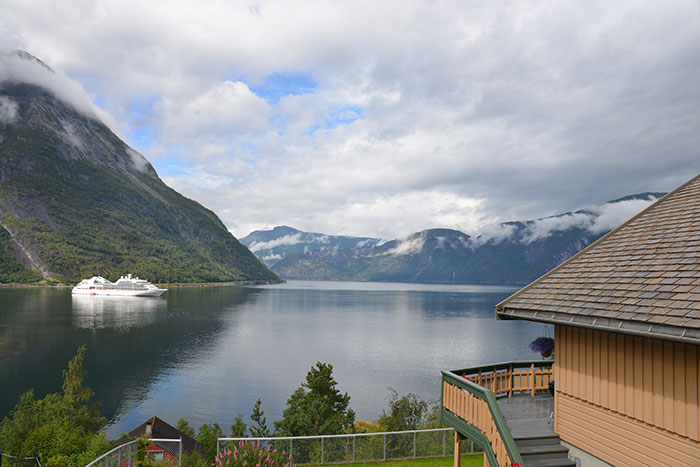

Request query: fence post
[
  {"left": 413, "top": 431, "right": 417, "bottom": 458},
  {"left": 128, "top": 444, "right": 132, "bottom": 467},
  {"left": 179, "top": 437, "right": 183, "bottom": 467},
  {"left": 442, "top": 430, "right": 446, "bottom": 456},
  {"left": 217, "top": 438, "right": 220, "bottom": 457},
  {"left": 289, "top": 439, "right": 293, "bottom": 464},
  {"left": 352, "top": 435, "right": 356, "bottom": 463},
  {"left": 383, "top": 434, "right": 386, "bottom": 461},
  {"left": 321, "top": 437, "right": 324, "bottom": 465}
]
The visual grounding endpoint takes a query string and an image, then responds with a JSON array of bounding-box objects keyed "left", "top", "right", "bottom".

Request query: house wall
[{"left": 554, "top": 325, "right": 700, "bottom": 466}]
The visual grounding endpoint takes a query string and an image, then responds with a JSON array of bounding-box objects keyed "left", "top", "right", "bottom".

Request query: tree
[
  {"left": 176, "top": 417, "right": 196, "bottom": 438},
  {"left": 249, "top": 399, "right": 270, "bottom": 437},
  {"left": 0, "top": 345, "right": 110, "bottom": 466},
  {"left": 230, "top": 414, "right": 247, "bottom": 437},
  {"left": 377, "top": 389, "right": 445, "bottom": 431},
  {"left": 197, "top": 422, "right": 223, "bottom": 462},
  {"left": 274, "top": 362, "right": 355, "bottom": 436}
]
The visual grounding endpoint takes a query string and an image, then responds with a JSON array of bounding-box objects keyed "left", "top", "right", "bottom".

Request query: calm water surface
[{"left": 0, "top": 281, "right": 550, "bottom": 437}]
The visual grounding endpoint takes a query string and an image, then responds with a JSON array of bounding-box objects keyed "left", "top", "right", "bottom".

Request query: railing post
[
  {"left": 530, "top": 363, "right": 536, "bottom": 397},
  {"left": 508, "top": 364, "right": 513, "bottom": 398}
]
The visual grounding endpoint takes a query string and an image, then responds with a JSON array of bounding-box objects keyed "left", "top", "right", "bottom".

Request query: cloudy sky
[{"left": 1, "top": 0, "right": 699, "bottom": 239}]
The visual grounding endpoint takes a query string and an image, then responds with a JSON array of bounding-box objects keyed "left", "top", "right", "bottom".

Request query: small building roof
[
  {"left": 126, "top": 416, "right": 205, "bottom": 457},
  {"left": 497, "top": 173, "right": 700, "bottom": 345}
]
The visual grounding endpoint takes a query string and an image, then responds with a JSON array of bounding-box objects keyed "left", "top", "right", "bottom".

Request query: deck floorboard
[{"left": 496, "top": 394, "right": 555, "bottom": 438}]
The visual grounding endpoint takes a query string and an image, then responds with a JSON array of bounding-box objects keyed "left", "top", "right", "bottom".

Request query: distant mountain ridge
[
  {"left": 0, "top": 52, "right": 278, "bottom": 284},
  {"left": 241, "top": 193, "right": 665, "bottom": 284}
]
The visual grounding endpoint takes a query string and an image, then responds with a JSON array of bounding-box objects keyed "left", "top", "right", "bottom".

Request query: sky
[{"left": 1, "top": 0, "right": 699, "bottom": 240}]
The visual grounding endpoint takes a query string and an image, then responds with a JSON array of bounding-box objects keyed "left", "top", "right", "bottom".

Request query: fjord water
[{"left": 0, "top": 281, "right": 550, "bottom": 437}]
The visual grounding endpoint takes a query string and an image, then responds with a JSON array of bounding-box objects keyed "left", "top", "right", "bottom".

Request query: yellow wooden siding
[
  {"left": 557, "top": 393, "right": 700, "bottom": 466},
  {"left": 554, "top": 325, "right": 700, "bottom": 465}
]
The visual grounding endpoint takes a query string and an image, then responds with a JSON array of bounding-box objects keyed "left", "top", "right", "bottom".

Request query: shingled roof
[
  {"left": 497, "top": 173, "right": 700, "bottom": 345},
  {"left": 126, "top": 416, "right": 205, "bottom": 457}
]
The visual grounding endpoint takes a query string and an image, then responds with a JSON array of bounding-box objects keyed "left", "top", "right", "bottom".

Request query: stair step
[
  {"left": 514, "top": 434, "right": 562, "bottom": 447},
  {"left": 522, "top": 457, "right": 576, "bottom": 467},
  {"left": 520, "top": 443, "right": 570, "bottom": 461}
]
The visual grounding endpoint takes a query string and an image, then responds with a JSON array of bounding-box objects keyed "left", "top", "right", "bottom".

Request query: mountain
[
  {"left": 240, "top": 225, "right": 381, "bottom": 267},
  {"left": 0, "top": 52, "right": 278, "bottom": 284},
  {"left": 243, "top": 193, "right": 665, "bottom": 284}
]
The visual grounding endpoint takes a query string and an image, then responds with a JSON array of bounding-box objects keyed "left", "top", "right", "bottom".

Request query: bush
[{"left": 215, "top": 440, "right": 291, "bottom": 467}]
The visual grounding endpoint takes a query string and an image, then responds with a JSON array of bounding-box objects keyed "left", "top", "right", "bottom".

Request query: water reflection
[
  {"left": 72, "top": 295, "right": 166, "bottom": 330},
  {"left": 1, "top": 282, "right": 548, "bottom": 439}
]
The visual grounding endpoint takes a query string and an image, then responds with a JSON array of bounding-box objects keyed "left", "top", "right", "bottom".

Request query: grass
[{"left": 308, "top": 455, "right": 484, "bottom": 467}]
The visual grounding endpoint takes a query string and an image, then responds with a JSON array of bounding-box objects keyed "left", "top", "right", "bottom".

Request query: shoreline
[{"left": 0, "top": 279, "right": 285, "bottom": 289}]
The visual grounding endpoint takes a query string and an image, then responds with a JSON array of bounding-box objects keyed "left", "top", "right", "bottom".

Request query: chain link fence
[
  {"left": 0, "top": 452, "right": 41, "bottom": 467},
  {"left": 218, "top": 428, "right": 481, "bottom": 465},
  {"left": 84, "top": 438, "right": 183, "bottom": 467}
]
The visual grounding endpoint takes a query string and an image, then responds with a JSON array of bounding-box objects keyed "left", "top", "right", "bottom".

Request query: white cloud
[
  {"left": 519, "top": 196, "right": 662, "bottom": 243},
  {"left": 59, "top": 121, "right": 85, "bottom": 150},
  {"left": 470, "top": 223, "right": 518, "bottom": 248},
  {"left": 520, "top": 213, "right": 593, "bottom": 243},
  {"left": 587, "top": 196, "right": 662, "bottom": 234},
  {"left": 126, "top": 147, "right": 149, "bottom": 172},
  {"left": 0, "top": 95, "right": 18, "bottom": 123},
  {"left": 0, "top": 51, "right": 115, "bottom": 129},
  {"left": 385, "top": 233, "right": 427, "bottom": 256},
  {"left": 154, "top": 80, "right": 270, "bottom": 145},
  {"left": 0, "top": 1, "right": 697, "bottom": 240},
  {"left": 248, "top": 233, "right": 302, "bottom": 252}
]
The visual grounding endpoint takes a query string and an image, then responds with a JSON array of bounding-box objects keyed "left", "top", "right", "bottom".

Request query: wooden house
[
  {"left": 123, "top": 416, "right": 205, "bottom": 465},
  {"left": 443, "top": 174, "right": 700, "bottom": 466}
]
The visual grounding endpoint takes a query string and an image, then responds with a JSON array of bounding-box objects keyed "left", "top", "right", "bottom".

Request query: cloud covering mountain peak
[{"left": 0, "top": 50, "right": 114, "bottom": 128}]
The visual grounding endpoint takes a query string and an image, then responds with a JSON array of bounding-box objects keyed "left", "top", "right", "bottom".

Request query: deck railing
[{"left": 441, "top": 359, "right": 554, "bottom": 467}]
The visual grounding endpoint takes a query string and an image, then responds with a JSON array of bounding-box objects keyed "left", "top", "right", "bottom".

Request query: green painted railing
[{"left": 441, "top": 359, "right": 554, "bottom": 467}]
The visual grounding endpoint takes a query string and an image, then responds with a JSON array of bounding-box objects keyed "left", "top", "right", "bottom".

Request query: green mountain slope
[{"left": 0, "top": 72, "right": 278, "bottom": 283}]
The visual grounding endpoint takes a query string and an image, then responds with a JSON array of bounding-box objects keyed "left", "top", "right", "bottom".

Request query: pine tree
[{"left": 274, "top": 362, "right": 355, "bottom": 436}]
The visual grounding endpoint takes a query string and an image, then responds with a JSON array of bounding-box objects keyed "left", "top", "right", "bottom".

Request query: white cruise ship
[{"left": 72, "top": 274, "right": 167, "bottom": 297}]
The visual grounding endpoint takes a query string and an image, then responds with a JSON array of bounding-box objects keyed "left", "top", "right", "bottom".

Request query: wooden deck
[{"left": 497, "top": 394, "right": 554, "bottom": 438}]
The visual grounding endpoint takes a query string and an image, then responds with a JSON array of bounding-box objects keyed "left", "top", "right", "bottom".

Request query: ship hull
[{"left": 71, "top": 288, "right": 167, "bottom": 297}]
